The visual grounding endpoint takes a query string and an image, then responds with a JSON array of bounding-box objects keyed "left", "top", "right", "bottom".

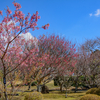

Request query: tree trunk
[
  {"left": 60, "top": 84, "right": 63, "bottom": 92},
  {"left": 3, "top": 76, "right": 8, "bottom": 100},
  {"left": 3, "top": 64, "right": 8, "bottom": 100},
  {"left": 75, "top": 85, "right": 78, "bottom": 93},
  {"left": 28, "top": 83, "right": 31, "bottom": 90},
  {"left": 74, "top": 77, "right": 78, "bottom": 93},
  {"left": 11, "top": 81, "right": 14, "bottom": 92},
  {"left": 37, "top": 85, "right": 42, "bottom": 92},
  {"left": 65, "top": 90, "right": 67, "bottom": 98}
]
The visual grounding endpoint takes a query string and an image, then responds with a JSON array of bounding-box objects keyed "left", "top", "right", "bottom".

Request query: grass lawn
[
  {"left": 0, "top": 80, "right": 86, "bottom": 100},
  {"left": 43, "top": 81, "right": 86, "bottom": 100},
  {"left": 43, "top": 90, "right": 86, "bottom": 100},
  {"left": 10, "top": 90, "right": 86, "bottom": 100}
]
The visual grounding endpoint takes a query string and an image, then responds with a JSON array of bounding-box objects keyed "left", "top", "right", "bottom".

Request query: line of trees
[{"left": 54, "top": 38, "right": 100, "bottom": 94}]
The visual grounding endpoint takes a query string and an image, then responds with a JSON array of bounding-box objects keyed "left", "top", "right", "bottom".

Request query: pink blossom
[
  {"left": 0, "top": 11, "right": 2, "bottom": 15},
  {"left": 7, "top": 7, "right": 12, "bottom": 14}
]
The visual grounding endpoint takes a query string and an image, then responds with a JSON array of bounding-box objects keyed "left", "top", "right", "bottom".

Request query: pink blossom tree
[
  {"left": 36, "top": 35, "right": 77, "bottom": 92},
  {"left": 0, "top": 1, "right": 49, "bottom": 100}
]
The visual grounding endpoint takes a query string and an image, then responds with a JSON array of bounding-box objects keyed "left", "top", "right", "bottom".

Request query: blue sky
[{"left": 0, "top": 0, "right": 100, "bottom": 46}]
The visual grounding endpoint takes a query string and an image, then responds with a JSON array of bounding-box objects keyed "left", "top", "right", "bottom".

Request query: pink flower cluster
[
  {"left": 42, "top": 23, "right": 50, "bottom": 29},
  {"left": 6, "top": 7, "right": 12, "bottom": 15},
  {"left": 13, "top": 2, "right": 21, "bottom": 10}
]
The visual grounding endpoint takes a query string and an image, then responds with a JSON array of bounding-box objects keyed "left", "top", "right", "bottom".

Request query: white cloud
[
  {"left": 94, "top": 9, "right": 100, "bottom": 17},
  {"left": 21, "top": 32, "right": 34, "bottom": 41},
  {"left": 90, "top": 9, "right": 100, "bottom": 17},
  {"left": 20, "top": 32, "right": 38, "bottom": 48},
  {"left": 89, "top": 13, "right": 92, "bottom": 17}
]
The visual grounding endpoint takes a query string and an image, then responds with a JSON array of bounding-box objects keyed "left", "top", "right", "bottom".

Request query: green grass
[
  {"left": 43, "top": 80, "right": 86, "bottom": 100},
  {"left": 0, "top": 80, "right": 87, "bottom": 100},
  {"left": 46, "top": 81, "right": 59, "bottom": 89},
  {"left": 43, "top": 91, "right": 86, "bottom": 100},
  {"left": 4, "top": 91, "right": 85, "bottom": 100}
]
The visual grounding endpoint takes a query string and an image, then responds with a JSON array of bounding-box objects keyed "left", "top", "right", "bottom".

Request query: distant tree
[{"left": 75, "top": 38, "right": 100, "bottom": 90}]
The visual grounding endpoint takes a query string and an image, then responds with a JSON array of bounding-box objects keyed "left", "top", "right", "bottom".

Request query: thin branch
[
  {"left": 1, "top": 26, "right": 30, "bottom": 60},
  {"left": 6, "top": 53, "right": 30, "bottom": 75}
]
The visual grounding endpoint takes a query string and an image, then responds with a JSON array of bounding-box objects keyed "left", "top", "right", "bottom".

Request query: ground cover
[{"left": 0, "top": 80, "right": 87, "bottom": 100}]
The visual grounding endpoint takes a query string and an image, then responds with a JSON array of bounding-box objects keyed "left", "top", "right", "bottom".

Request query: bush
[
  {"left": 86, "top": 88, "right": 100, "bottom": 96},
  {"left": 79, "top": 94, "right": 100, "bottom": 100},
  {"left": 86, "top": 88, "right": 97, "bottom": 94},
  {"left": 94, "top": 87, "right": 100, "bottom": 96},
  {"left": 24, "top": 92, "right": 43, "bottom": 100}
]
